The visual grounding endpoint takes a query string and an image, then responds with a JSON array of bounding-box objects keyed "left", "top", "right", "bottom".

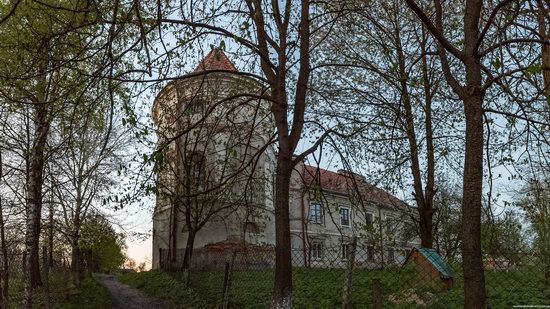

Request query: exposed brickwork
[{"left": 203, "top": 240, "right": 274, "bottom": 252}]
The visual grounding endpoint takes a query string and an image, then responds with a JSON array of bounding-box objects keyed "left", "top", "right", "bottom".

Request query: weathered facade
[
  {"left": 151, "top": 49, "right": 276, "bottom": 269},
  {"left": 152, "top": 49, "right": 419, "bottom": 269},
  {"left": 289, "top": 164, "right": 420, "bottom": 268}
]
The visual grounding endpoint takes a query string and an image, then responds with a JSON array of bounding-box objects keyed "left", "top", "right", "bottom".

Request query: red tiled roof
[
  {"left": 193, "top": 49, "right": 238, "bottom": 72},
  {"left": 301, "top": 165, "right": 408, "bottom": 209}
]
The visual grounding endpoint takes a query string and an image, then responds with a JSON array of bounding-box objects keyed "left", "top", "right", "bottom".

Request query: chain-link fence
[
  {"left": 0, "top": 251, "right": 25, "bottom": 308},
  {"left": 159, "top": 244, "right": 550, "bottom": 308},
  {"left": 0, "top": 247, "right": 96, "bottom": 308}
]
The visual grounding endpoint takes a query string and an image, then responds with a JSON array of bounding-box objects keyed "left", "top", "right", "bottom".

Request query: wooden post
[
  {"left": 221, "top": 251, "right": 236, "bottom": 309},
  {"left": 341, "top": 237, "right": 357, "bottom": 309},
  {"left": 372, "top": 278, "right": 381, "bottom": 309}
]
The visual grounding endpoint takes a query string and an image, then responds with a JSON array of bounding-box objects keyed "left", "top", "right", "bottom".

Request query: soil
[{"left": 95, "top": 274, "right": 168, "bottom": 309}]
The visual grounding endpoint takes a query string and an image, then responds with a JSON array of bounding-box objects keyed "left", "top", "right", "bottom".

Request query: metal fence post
[
  {"left": 372, "top": 278, "right": 381, "bottom": 309},
  {"left": 221, "top": 251, "right": 236, "bottom": 309}
]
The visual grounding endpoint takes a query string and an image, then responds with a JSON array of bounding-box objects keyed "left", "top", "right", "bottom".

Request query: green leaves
[
  {"left": 80, "top": 214, "right": 126, "bottom": 272},
  {"left": 491, "top": 58, "right": 502, "bottom": 70},
  {"left": 523, "top": 63, "right": 542, "bottom": 76}
]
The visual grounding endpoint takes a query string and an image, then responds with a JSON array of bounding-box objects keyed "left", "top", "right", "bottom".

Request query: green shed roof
[{"left": 416, "top": 248, "right": 454, "bottom": 279}]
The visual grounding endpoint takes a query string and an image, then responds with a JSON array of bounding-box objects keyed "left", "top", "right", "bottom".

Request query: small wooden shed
[{"left": 403, "top": 247, "right": 454, "bottom": 291}]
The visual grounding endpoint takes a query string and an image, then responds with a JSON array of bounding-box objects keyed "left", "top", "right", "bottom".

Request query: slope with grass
[
  {"left": 31, "top": 271, "right": 112, "bottom": 308},
  {"left": 120, "top": 267, "right": 550, "bottom": 308},
  {"left": 118, "top": 270, "right": 206, "bottom": 308}
]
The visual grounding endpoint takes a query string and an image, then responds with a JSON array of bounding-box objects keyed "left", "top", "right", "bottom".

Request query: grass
[
  {"left": 35, "top": 271, "right": 112, "bottom": 308},
  {"left": 118, "top": 270, "right": 206, "bottom": 308},
  {"left": 6, "top": 271, "right": 111, "bottom": 308},
  {"left": 119, "top": 266, "right": 550, "bottom": 308}
]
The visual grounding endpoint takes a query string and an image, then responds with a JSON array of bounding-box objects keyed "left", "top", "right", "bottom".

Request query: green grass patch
[
  {"left": 119, "top": 267, "right": 550, "bottom": 308},
  {"left": 32, "top": 271, "right": 112, "bottom": 308},
  {"left": 189, "top": 266, "right": 423, "bottom": 308},
  {"left": 118, "top": 270, "right": 205, "bottom": 308}
]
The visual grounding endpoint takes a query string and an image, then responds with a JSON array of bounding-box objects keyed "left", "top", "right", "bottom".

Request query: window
[
  {"left": 384, "top": 214, "right": 394, "bottom": 233},
  {"left": 243, "top": 222, "right": 260, "bottom": 234},
  {"left": 309, "top": 203, "right": 322, "bottom": 223},
  {"left": 311, "top": 241, "right": 323, "bottom": 260},
  {"left": 366, "top": 212, "right": 374, "bottom": 226},
  {"left": 183, "top": 98, "right": 204, "bottom": 115},
  {"left": 366, "top": 245, "right": 375, "bottom": 261},
  {"left": 388, "top": 248, "right": 395, "bottom": 263},
  {"left": 341, "top": 244, "right": 351, "bottom": 260},
  {"left": 340, "top": 207, "right": 350, "bottom": 227},
  {"left": 185, "top": 151, "right": 206, "bottom": 190}
]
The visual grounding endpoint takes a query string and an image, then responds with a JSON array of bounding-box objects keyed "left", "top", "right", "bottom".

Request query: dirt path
[{"left": 96, "top": 274, "right": 168, "bottom": 309}]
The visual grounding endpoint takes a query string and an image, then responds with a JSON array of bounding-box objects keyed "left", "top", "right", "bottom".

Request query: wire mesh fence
[
  {"left": 0, "top": 251, "right": 25, "bottom": 308},
  {"left": 159, "top": 244, "right": 550, "bottom": 308},
  {"left": 0, "top": 248, "right": 96, "bottom": 308}
]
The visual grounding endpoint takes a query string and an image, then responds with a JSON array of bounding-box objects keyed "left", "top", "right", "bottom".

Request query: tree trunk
[
  {"left": 0, "top": 198, "right": 6, "bottom": 309},
  {"left": 400, "top": 0, "right": 488, "bottom": 307},
  {"left": 168, "top": 202, "right": 177, "bottom": 262},
  {"left": 419, "top": 213, "right": 434, "bottom": 248},
  {"left": 182, "top": 228, "right": 196, "bottom": 271},
  {"left": 71, "top": 197, "right": 82, "bottom": 281},
  {"left": 0, "top": 150, "right": 7, "bottom": 308},
  {"left": 71, "top": 239, "right": 82, "bottom": 284},
  {"left": 537, "top": 0, "right": 550, "bottom": 112},
  {"left": 377, "top": 208, "right": 385, "bottom": 268},
  {"left": 395, "top": 23, "right": 435, "bottom": 249},
  {"left": 48, "top": 202, "right": 54, "bottom": 267},
  {"left": 461, "top": 91, "right": 486, "bottom": 309},
  {"left": 420, "top": 28, "right": 436, "bottom": 249},
  {"left": 25, "top": 106, "right": 50, "bottom": 280},
  {"left": 461, "top": 1, "right": 486, "bottom": 304},
  {"left": 271, "top": 155, "right": 293, "bottom": 309},
  {"left": 300, "top": 190, "right": 309, "bottom": 268},
  {"left": 23, "top": 89, "right": 51, "bottom": 308}
]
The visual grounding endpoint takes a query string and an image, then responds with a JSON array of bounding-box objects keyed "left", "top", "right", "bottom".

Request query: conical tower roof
[{"left": 193, "top": 48, "right": 238, "bottom": 72}]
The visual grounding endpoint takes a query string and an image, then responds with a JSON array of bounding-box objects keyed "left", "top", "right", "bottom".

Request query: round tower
[{"left": 152, "top": 49, "right": 275, "bottom": 269}]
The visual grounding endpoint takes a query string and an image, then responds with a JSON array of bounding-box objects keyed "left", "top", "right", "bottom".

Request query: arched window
[
  {"left": 243, "top": 222, "right": 260, "bottom": 234},
  {"left": 183, "top": 151, "right": 206, "bottom": 191}
]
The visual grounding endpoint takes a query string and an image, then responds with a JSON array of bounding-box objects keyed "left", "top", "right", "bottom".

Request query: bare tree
[
  {"left": 145, "top": 1, "right": 357, "bottom": 306},
  {"left": 49, "top": 103, "right": 129, "bottom": 283},
  {"left": 402, "top": 1, "right": 550, "bottom": 306},
  {"left": 312, "top": 0, "right": 465, "bottom": 249}
]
